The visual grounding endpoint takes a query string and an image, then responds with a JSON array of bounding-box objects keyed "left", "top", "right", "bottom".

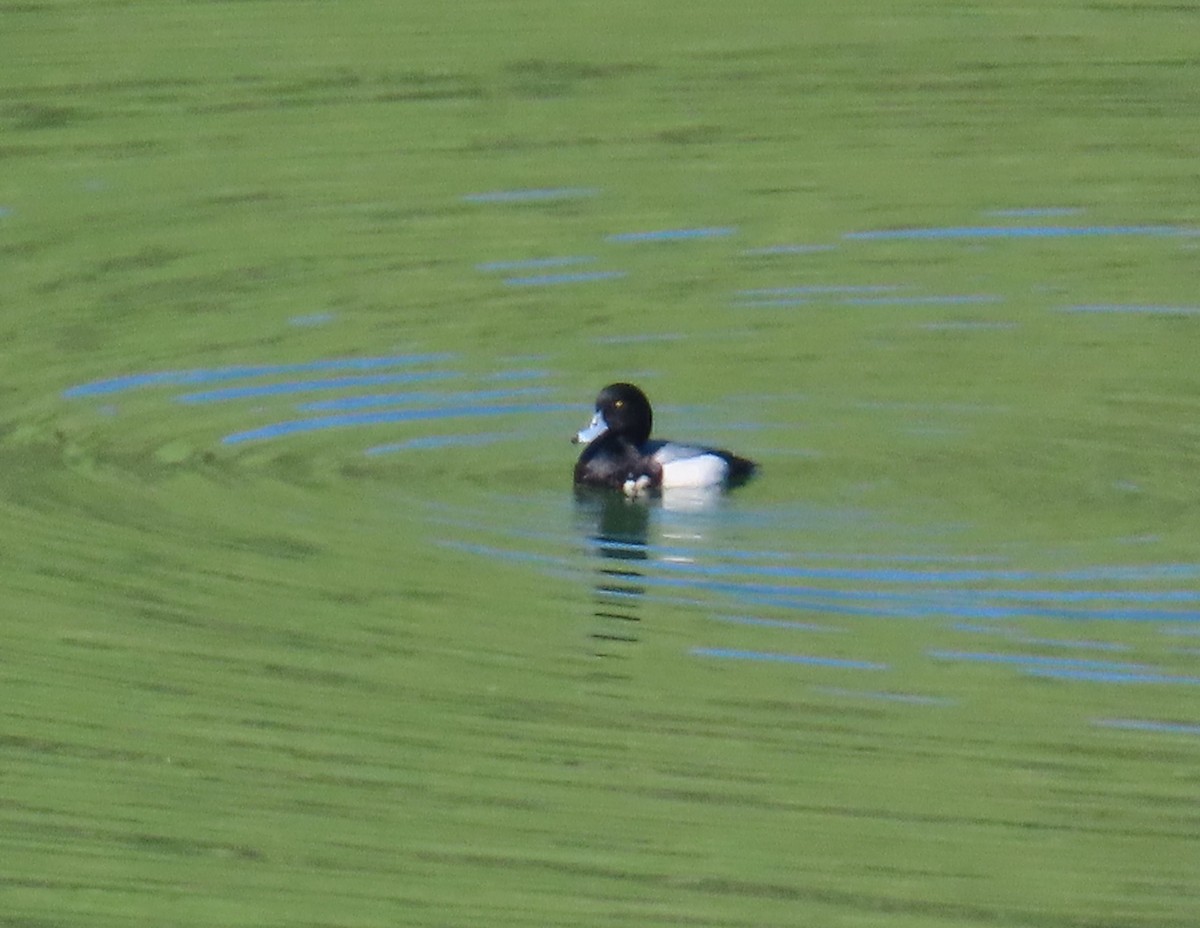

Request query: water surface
[{"left": 5, "top": 3, "right": 1200, "bottom": 927}]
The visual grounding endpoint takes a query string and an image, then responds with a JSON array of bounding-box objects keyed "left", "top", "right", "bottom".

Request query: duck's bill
[{"left": 572, "top": 410, "right": 608, "bottom": 444}]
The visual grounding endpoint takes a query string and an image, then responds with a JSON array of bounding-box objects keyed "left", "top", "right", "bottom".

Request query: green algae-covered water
[{"left": 4, "top": 2, "right": 1200, "bottom": 925}]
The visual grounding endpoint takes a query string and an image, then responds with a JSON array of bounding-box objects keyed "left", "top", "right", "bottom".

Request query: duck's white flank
[{"left": 653, "top": 447, "right": 730, "bottom": 489}]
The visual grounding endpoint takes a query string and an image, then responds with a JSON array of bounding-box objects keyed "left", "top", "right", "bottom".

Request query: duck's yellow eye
[{"left": 614, "top": 399, "right": 624, "bottom": 408}]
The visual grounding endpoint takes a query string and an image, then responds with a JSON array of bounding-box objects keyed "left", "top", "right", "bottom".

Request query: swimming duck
[{"left": 572, "top": 382, "right": 756, "bottom": 495}]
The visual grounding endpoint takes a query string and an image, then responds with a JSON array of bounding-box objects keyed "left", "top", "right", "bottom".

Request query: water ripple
[
  {"left": 691, "top": 648, "right": 888, "bottom": 670},
  {"left": 222, "top": 402, "right": 573, "bottom": 446},
  {"left": 62, "top": 353, "right": 457, "bottom": 398},
  {"left": 176, "top": 371, "right": 459, "bottom": 404},
  {"left": 462, "top": 187, "right": 600, "bottom": 203},
  {"left": 845, "top": 224, "right": 1200, "bottom": 241},
  {"left": 607, "top": 226, "right": 736, "bottom": 243}
]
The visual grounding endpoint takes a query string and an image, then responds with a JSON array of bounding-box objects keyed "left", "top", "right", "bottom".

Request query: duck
[{"left": 572, "top": 382, "right": 756, "bottom": 496}]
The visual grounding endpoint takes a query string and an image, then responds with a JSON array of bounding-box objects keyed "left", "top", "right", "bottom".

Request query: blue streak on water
[
  {"left": 741, "top": 244, "right": 837, "bottom": 255},
  {"left": 907, "top": 598, "right": 1185, "bottom": 623},
  {"left": 781, "top": 551, "right": 1005, "bottom": 564},
  {"left": 63, "top": 354, "right": 455, "bottom": 399},
  {"left": 963, "top": 589, "right": 1200, "bottom": 604},
  {"left": 487, "top": 368, "right": 553, "bottom": 381},
  {"left": 288, "top": 312, "right": 336, "bottom": 327},
  {"left": 951, "top": 623, "right": 1129, "bottom": 652},
  {"left": 222, "top": 402, "right": 573, "bottom": 445},
  {"left": 691, "top": 647, "right": 887, "bottom": 670},
  {"left": 462, "top": 187, "right": 600, "bottom": 203},
  {"left": 738, "top": 285, "right": 902, "bottom": 297},
  {"left": 982, "top": 208, "right": 1085, "bottom": 218},
  {"left": 735, "top": 292, "right": 1004, "bottom": 308},
  {"left": 708, "top": 591, "right": 925, "bottom": 621},
  {"left": 512, "top": 522, "right": 1200, "bottom": 619},
  {"left": 1060, "top": 304, "right": 1200, "bottom": 316},
  {"left": 439, "top": 540, "right": 571, "bottom": 570},
  {"left": 176, "top": 371, "right": 459, "bottom": 404},
  {"left": 504, "top": 270, "right": 627, "bottom": 286},
  {"left": 365, "top": 432, "right": 510, "bottom": 455},
  {"left": 724, "top": 588, "right": 1199, "bottom": 623},
  {"left": 593, "top": 333, "right": 686, "bottom": 344},
  {"left": 735, "top": 297, "right": 812, "bottom": 307},
  {"left": 1026, "top": 668, "right": 1200, "bottom": 685},
  {"left": 436, "top": 543, "right": 602, "bottom": 598},
  {"left": 650, "top": 569, "right": 1200, "bottom": 621},
  {"left": 442, "top": 535, "right": 1199, "bottom": 625},
  {"left": 299, "top": 387, "right": 553, "bottom": 413},
  {"left": 920, "top": 322, "right": 1018, "bottom": 331},
  {"left": 1092, "top": 718, "right": 1200, "bottom": 735},
  {"left": 649, "top": 555, "right": 1200, "bottom": 592},
  {"left": 1162, "top": 626, "right": 1200, "bottom": 638},
  {"left": 815, "top": 687, "right": 954, "bottom": 706},
  {"left": 928, "top": 650, "right": 1146, "bottom": 673},
  {"left": 853, "top": 400, "right": 1009, "bottom": 414},
  {"left": 711, "top": 614, "right": 842, "bottom": 633},
  {"left": 844, "top": 225, "right": 1200, "bottom": 241},
  {"left": 558, "top": 541, "right": 1200, "bottom": 622},
  {"left": 844, "top": 294, "right": 1004, "bottom": 306},
  {"left": 476, "top": 256, "right": 596, "bottom": 272},
  {"left": 607, "top": 226, "right": 736, "bottom": 243},
  {"left": 825, "top": 552, "right": 1005, "bottom": 564}
]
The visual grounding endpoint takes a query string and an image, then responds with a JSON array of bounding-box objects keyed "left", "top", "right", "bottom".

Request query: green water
[{"left": 3, "top": 2, "right": 1200, "bottom": 925}]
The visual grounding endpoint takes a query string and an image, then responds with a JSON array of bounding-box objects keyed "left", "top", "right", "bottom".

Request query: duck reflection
[
  {"left": 573, "top": 485, "right": 730, "bottom": 664},
  {"left": 573, "top": 488, "right": 650, "bottom": 658}
]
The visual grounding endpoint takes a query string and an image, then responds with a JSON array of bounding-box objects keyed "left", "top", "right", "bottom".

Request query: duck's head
[{"left": 572, "top": 382, "right": 653, "bottom": 446}]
